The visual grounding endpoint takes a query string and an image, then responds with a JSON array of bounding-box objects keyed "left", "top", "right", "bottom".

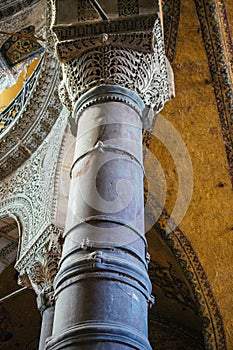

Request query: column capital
[
  {"left": 16, "top": 224, "right": 63, "bottom": 313},
  {"left": 52, "top": 1, "right": 172, "bottom": 116}
]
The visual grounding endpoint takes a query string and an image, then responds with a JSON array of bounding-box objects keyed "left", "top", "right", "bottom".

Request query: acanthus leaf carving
[
  {"left": 16, "top": 224, "right": 63, "bottom": 313},
  {"left": 59, "top": 16, "right": 170, "bottom": 113}
]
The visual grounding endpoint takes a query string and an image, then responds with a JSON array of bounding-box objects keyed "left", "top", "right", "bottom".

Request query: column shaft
[
  {"left": 46, "top": 88, "right": 152, "bottom": 349},
  {"left": 39, "top": 306, "right": 55, "bottom": 350}
]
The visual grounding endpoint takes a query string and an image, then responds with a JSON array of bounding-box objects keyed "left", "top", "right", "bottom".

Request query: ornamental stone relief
[
  {"left": 51, "top": 1, "right": 171, "bottom": 115},
  {"left": 59, "top": 16, "right": 170, "bottom": 113},
  {"left": 0, "top": 108, "right": 67, "bottom": 260},
  {"left": 17, "top": 228, "right": 62, "bottom": 312}
]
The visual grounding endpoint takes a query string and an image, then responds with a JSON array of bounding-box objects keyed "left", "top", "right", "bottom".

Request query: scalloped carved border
[
  {"left": 194, "top": 0, "right": 233, "bottom": 188},
  {"left": 162, "top": 0, "right": 181, "bottom": 63}
]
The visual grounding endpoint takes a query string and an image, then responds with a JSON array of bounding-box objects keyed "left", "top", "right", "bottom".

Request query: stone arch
[
  {"left": 0, "top": 195, "right": 34, "bottom": 258},
  {"left": 0, "top": 0, "right": 62, "bottom": 180}
]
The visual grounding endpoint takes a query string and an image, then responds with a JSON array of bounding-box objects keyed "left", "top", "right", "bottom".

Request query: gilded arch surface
[
  {"left": 162, "top": 0, "right": 233, "bottom": 186},
  {"left": 0, "top": 0, "right": 62, "bottom": 180}
]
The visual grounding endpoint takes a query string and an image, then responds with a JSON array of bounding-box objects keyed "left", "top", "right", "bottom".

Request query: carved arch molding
[{"left": 0, "top": 0, "right": 62, "bottom": 180}]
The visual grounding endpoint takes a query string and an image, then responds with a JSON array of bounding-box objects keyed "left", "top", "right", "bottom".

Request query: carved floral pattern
[
  {"left": 61, "top": 16, "right": 170, "bottom": 112},
  {"left": 17, "top": 224, "right": 63, "bottom": 312}
]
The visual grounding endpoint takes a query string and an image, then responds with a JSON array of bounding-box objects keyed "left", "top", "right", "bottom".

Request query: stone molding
[
  {"left": 61, "top": 41, "right": 170, "bottom": 113},
  {"left": 55, "top": 14, "right": 159, "bottom": 62}
]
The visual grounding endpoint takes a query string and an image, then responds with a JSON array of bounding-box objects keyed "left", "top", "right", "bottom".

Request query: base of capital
[{"left": 73, "top": 85, "right": 148, "bottom": 122}]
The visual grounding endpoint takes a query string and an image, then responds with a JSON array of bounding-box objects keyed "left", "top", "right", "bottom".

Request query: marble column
[
  {"left": 39, "top": 306, "right": 54, "bottom": 350},
  {"left": 48, "top": 2, "right": 171, "bottom": 349},
  {"left": 46, "top": 86, "right": 153, "bottom": 349},
  {"left": 37, "top": 289, "right": 55, "bottom": 350}
]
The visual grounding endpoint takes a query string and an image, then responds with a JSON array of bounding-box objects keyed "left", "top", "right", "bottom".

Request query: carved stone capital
[
  {"left": 52, "top": 1, "right": 172, "bottom": 115},
  {"left": 16, "top": 224, "right": 63, "bottom": 313}
]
